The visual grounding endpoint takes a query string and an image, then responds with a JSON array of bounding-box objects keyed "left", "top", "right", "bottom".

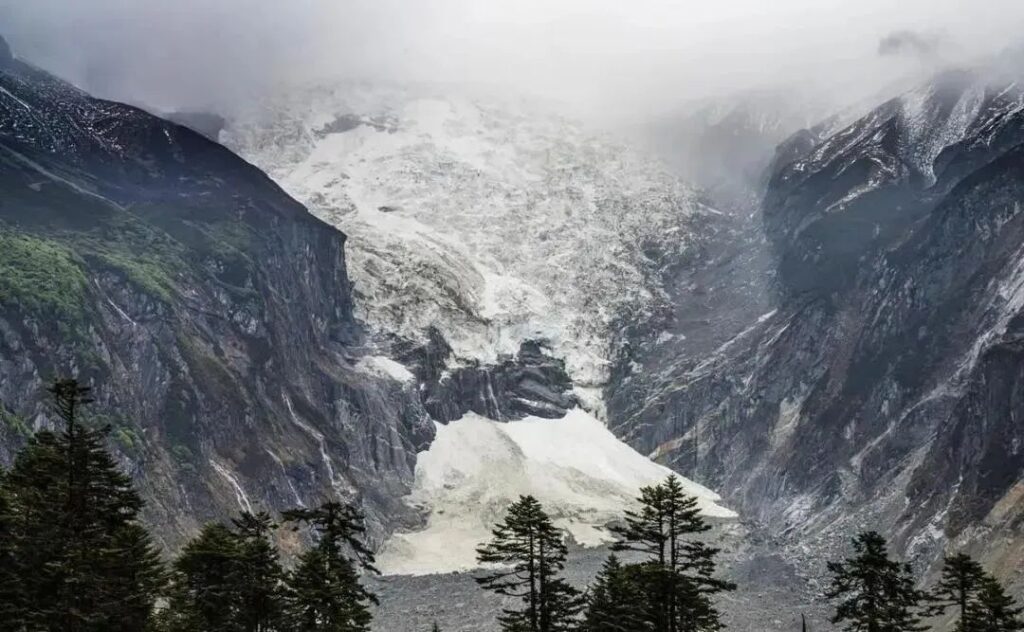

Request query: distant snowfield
[{"left": 377, "top": 408, "right": 735, "bottom": 575}]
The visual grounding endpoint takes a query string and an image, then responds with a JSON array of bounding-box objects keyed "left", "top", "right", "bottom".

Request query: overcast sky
[{"left": 2, "top": 1, "right": 1023, "bottom": 118}]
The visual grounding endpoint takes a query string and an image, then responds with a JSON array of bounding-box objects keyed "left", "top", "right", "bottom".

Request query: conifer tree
[
  {"left": 234, "top": 511, "right": 287, "bottom": 632},
  {"left": 583, "top": 554, "right": 652, "bottom": 632},
  {"left": 976, "top": 575, "right": 1024, "bottom": 631},
  {"left": 0, "top": 477, "right": 22, "bottom": 630},
  {"left": 930, "top": 552, "right": 1024, "bottom": 632},
  {"left": 163, "top": 523, "right": 245, "bottom": 632},
  {"left": 103, "top": 523, "right": 169, "bottom": 632},
  {"left": 283, "top": 501, "right": 379, "bottom": 632},
  {"left": 475, "top": 495, "right": 584, "bottom": 632},
  {"left": 0, "top": 379, "right": 165, "bottom": 631},
  {"left": 611, "top": 476, "right": 734, "bottom": 632},
  {"left": 825, "top": 531, "right": 926, "bottom": 632},
  {"left": 930, "top": 553, "right": 988, "bottom": 632},
  {"left": 163, "top": 511, "right": 286, "bottom": 632}
]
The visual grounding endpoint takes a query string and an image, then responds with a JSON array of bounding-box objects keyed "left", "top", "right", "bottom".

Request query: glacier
[
  {"left": 223, "top": 83, "right": 711, "bottom": 389},
  {"left": 221, "top": 82, "right": 731, "bottom": 574}
]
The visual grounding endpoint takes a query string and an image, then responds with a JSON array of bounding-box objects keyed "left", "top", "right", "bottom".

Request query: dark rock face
[
  {"left": 394, "top": 331, "right": 578, "bottom": 422},
  {"left": 0, "top": 35, "right": 12, "bottom": 67},
  {"left": 609, "top": 70, "right": 1024, "bottom": 588},
  {"left": 0, "top": 52, "right": 433, "bottom": 546},
  {"left": 163, "top": 111, "right": 227, "bottom": 142}
]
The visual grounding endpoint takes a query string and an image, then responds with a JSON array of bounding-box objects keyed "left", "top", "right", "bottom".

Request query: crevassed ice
[{"left": 223, "top": 83, "right": 705, "bottom": 389}]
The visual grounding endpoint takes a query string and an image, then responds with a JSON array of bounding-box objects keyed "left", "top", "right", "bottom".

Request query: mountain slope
[
  {"left": 0, "top": 41, "right": 434, "bottom": 546},
  {"left": 609, "top": 68, "right": 1024, "bottom": 589}
]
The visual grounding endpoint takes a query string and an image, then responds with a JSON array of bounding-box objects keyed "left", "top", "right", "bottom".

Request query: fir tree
[
  {"left": 825, "top": 531, "right": 926, "bottom": 632},
  {"left": 163, "top": 523, "right": 245, "bottom": 632},
  {"left": 475, "top": 495, "right": 584, "bottom": 632},
  {"left": 930, "top": 552, "right": 1024, "bottom": 632},
  {"left": 102, "top": 523, "right": 168, "bottom": 632},
  {"left": 930, "top": 553, "right": 988, "bottom": 631},
  {"left": 163, "top": 511, "right": 286, "bottom": 632},
  {"left": 611, "top": 476, "right": 734, "bottom": 632},
  {"left": 0, "top": 477, "right": 23, "bottom": 630},
  {"left": 583, "top": 554, "right": 652, "bottom": 632},
  {"left": 233, "top": 511, "right": 287, "bottom": 632},
  {"left": 283, "top": 501, "right": 379, "bottom": 632},
  {"left": 976, "top": 575, "right": 1024, "bottom": 631},
  {"left": 0, "top": 379, "right": 165, "bottom": 631}
]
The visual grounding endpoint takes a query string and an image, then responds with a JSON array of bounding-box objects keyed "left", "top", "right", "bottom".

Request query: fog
[{"left": 2, "top": 0, "right": 1023, "bottom": 121}]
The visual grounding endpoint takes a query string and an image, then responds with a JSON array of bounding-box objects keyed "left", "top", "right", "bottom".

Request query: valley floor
[{"left": 369, "top": 520, "right": 832, "bottom": 632}]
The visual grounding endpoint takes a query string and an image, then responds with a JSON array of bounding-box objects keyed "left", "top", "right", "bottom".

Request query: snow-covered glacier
[
  {"left": 224, "top": 83, "right": 711, "bottom": 390},
  {"left": 221, "top": 83, "right": 729, "bottom": 574}
]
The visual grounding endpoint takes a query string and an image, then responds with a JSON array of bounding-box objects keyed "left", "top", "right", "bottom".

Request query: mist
[{"left": 2, "top": 0, "right": 1024, "bottom": 123}]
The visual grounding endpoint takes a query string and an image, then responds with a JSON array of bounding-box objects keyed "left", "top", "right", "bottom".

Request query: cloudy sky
[{"left": 2, "top": 0, "right": 1022, "bottom": 117}]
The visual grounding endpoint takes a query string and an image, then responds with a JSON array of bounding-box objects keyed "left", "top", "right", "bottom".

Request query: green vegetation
[
  {"left": 0, "top": 232, "right": 88, "bottom": 326},
  {"left": 170, "top": 443, "right": 197, "bottom": 474},
  {"left": 0, "top": 406, "right": 30, "bottom": 438},
  {"left": 177, "top": 334, "right": 238, "bottom": 403},
  {"left": 70, "top": 215, "right": 184, "bottom": 303},
  {"left": 94, "top": 251, "right": 176, "bottom": 302}
]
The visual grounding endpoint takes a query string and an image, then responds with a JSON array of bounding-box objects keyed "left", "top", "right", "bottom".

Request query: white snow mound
[{"left": 377, "top": 408, "right": 735, "bottom": 575}]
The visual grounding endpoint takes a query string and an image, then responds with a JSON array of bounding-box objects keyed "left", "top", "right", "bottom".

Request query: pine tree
[
  {"left": 611, "top": 476, "right": 734, "bottom": 632},
  {"left": 583, "top": 554, "right": 652, "bottom": 632},
  {"left": 930, "top": 552, "right": 1024, "bottom": 632},
  {"left": 475, "top": 495, "right": 584, "bottom": 632},
  {"left": 103, "top": 522, "right": 169, "bottom": 632},
  {"left": 283, "top": 501, "right": 379, "bottom": 632},
  {"left": 930, "top": 553, "right": 988, "bottom": 632},
  {"left": 0, "top": 379, "right": 165, "bottom": 631},
  {"left": 825, "top": 531, "right": 926, "bottom": 632},
  {"left": 233, "top": 511, "right": 287, "bottom": 632},
  {"left": 0, "top": 476, "right": 23, "bottom": 629},
  {"left": 976, "top": 575, "right": 1024, "bottom": 631},
  {"left": 162, "top": 511, "right": 286, "bottom": 632},
  {"left": 163, "top": 523, "right": 245, "bottom": 632}
]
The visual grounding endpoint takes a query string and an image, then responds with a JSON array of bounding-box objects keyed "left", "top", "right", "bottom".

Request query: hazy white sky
[{"left": 2, "top": 0, "right": 1022, "bottom": 117}]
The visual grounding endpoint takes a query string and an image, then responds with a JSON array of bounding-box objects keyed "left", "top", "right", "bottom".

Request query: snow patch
[{"left": 377, "top": 408, "right": 734, "bottom": 575}]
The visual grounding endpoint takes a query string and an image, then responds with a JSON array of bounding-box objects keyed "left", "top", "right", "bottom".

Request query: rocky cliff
[
  {"left": 609, "top": 67, "right": 1024, "bottom": 588},
  {"left": 0, "top": 41, "right": 434, "bottom": 549}
]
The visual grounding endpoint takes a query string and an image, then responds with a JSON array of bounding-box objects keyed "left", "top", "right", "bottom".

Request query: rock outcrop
[
  {"left": 0, "top": 47, "right": 433, "bottom": 547},
  {"left": 609, "top": 68, "right": 1024, "bottom": 589}
]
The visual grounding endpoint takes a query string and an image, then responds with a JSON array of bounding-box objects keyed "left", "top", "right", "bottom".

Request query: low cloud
[
  {"left": 1, "top": 1, "right": 1022, "bottom": 121},
  {"left": 878, "top": 30, "right": 946, "bottom": 58}
]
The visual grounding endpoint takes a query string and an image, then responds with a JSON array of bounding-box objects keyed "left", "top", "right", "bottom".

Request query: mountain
[
  {"left": 0, "top": 38, "right": 435, "bottom": 547},
  {"left": 218, "top": 83, "right": 734, "bottom": 571},
  {"left": 609, "top": 67, "right": 1024, "bottom": 589},
  {"left": 0, "top": 48, "right": 732, "bottom": 566}
]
